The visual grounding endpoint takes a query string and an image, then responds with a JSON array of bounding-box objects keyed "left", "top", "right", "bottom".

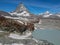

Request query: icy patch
[{"left": 8, "top": 31, "right": 32, "bottom": 39}]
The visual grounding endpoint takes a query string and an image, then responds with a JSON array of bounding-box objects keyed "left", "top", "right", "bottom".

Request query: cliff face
[{"left": 0, "top": 15, "right": 35, "bottom": 35}]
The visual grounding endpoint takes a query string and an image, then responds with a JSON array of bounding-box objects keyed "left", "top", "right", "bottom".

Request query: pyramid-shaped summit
[
  {"left": 14, "top": 3, "right": 28, "bottom": 13},
  {"left": 9, "top": 3, "right": 31, "bottom": 16}
]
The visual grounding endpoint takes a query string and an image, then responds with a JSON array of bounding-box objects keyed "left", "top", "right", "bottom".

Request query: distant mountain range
[{"left": 39, "top": 11, "right": 60, "bottom": 19}]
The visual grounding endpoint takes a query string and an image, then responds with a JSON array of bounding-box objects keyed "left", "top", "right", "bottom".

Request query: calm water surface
[{"left": 33, "top": 29, "right": 60, "bottom": 45}]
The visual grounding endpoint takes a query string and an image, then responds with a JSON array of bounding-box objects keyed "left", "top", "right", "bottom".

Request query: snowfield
[{"left": 8, "top": 31, "right": 32, "bottom": 39}]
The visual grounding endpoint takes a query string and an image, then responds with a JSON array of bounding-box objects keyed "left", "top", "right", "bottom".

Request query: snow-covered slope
[
  {"left": 10, "top": 11, "right": 30, "bottom": 16},
  {"left": 8, "top": 31, "right": 32, "bottom": 39}
]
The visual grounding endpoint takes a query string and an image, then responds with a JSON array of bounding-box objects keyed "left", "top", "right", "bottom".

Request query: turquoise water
[{"left": 33, "top": 29, "right": 60, "bottom": 45}]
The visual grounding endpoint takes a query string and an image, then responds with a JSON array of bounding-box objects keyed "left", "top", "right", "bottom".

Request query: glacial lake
[{"left": 32, "top": 29, "right": 60, "bottom": 45}]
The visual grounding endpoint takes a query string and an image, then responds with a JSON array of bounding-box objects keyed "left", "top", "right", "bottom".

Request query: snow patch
[
  {"left": 8, "top": 31, "right": 32, "bottom": 39},
  {"left": 4, "top": 16, "right": 20, "bottom": 19},
  {"left": 10, "top": 11, "right": 30, "bottom": 17},
  {"left": 12, "top": 43, "right": 24, "bottom": 45},
  {"left": 39, "top": 20, "right": 42, "bottom": 24},
  {"left": 34, "top": 26, "right": 38, "bottom": 30},
  {"left": 17, "top": 20, "right": 24, "bottom": 24},
  {"left": 5, "top": 16, "right": 20, "bottom": 20},
  {"left": 17, "top": 11, "right": 30, "bottom": 16},
  {"left": 4, "top": 16, "right": 12, "bottom": 18},
  {"left": 32, "top": 38, "right": 38, "bottom": 43}
]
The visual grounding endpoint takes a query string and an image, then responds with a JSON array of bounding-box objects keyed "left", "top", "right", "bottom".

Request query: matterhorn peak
[
  {"left": 9, "top": 3, "right": 31, "bottom": 16},
  {"left": 14, "top": 3, "right": 28, "bottom": 13}
]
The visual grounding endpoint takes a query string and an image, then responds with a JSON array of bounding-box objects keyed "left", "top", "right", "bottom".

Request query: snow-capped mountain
[
  {"left": 39, "top": 11, "right": 53, "bottom": 18},
  {"left": 10, "top": 3, "right": 30, "bottom": 17},
  {"left": 7, "top": 3, "right": 39, "bottom": 23},
  {"left": 38, "top": 11, "right": 60, "bottom": 20}
]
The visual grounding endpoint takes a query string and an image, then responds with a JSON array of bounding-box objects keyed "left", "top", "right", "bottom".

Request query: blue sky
[{"left": 0, "top": 0, "right": 60, "bottom": 14}]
